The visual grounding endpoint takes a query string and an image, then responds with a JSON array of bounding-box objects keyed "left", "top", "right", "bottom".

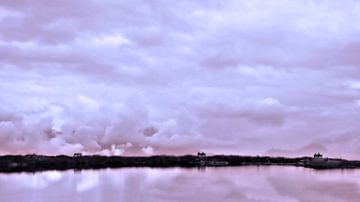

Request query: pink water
[{"left": 0, "top": 166, "right": 359, "bottom": 202}]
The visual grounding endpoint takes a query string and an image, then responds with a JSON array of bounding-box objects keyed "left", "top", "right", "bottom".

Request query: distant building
[
  {"left": 73, "top": 153, "right": 82, "bottom": 157},
  {"left": 197, "top": 152, "right": 206, "bottom": 157},
  {"left": 197, "top": 152, "right": 207, "bottom": 166},
  {"left": 313, "top": 152, "right": 323, "bottom": 158}
]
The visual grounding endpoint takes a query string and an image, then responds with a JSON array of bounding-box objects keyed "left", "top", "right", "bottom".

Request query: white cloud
[
  {"left": 262, "top": 97, "right": 280, "bottom": 106},
  {"left": 142, "top": 145, "right": 154, "bottom": 155},
  {"left": 0, "top": 7, "right": 23, "bottom": 20},
  {"left": 355, "top": 100, "right": 360, "bottom": 107},
  {"left": 347, "top": 81, "right": 360, "bottom": 90},
  {"left": 86, "top": 34, "right": 132, "bottom": 47},
  {"left": 77, "top": 95, "right": 100, "bottom": 111}
]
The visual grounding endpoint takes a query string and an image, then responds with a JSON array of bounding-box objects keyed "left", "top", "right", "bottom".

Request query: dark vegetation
[{"left": 1, "top": 154, "right": 360, "bottom": 173}]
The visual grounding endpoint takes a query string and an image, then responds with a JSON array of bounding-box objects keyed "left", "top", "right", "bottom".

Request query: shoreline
[{"left": 1, "top": 154, "right": 359, "bottom": 173}]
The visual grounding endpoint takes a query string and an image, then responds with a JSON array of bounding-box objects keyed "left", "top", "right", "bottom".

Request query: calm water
[{"left": 0, "top": 166, "right": 359, "bottom": 202}]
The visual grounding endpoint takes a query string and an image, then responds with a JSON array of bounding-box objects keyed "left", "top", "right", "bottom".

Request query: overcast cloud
[{"left": 1, "top": 0, "right": 360, "bottom": 158}]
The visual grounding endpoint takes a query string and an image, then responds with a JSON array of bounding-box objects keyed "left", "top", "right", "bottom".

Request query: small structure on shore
[
  {"left": 197, "top": 152, "right": 206, "bottom": 158},
  {"left": 73, "top": 153, "right": 82, "bottom": 157},
  {"left": 196, "top": 152, "right": 229, "bottom": 166},
  {"left": 197, "top": 152, "right": 207, "bottom": 166},
  {"left": 313, "top": 152, "right": 323, "bottom": 159},
  {"left": 305, "top": 152, "right": 344, "bottom": 169}
]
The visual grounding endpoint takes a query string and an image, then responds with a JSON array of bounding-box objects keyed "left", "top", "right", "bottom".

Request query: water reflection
[{"left": 0, "top": 166, "right": 359, "bottom": 202}]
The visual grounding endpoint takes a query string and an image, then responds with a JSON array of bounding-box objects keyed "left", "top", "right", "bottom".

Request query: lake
[{"left": 0, "top": 166, "right": 359, "bottom": 202}]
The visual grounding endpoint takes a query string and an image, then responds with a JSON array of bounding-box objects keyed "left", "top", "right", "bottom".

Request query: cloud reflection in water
[{"left": 0, "top": 166, "right": 359, "bottom": 202}]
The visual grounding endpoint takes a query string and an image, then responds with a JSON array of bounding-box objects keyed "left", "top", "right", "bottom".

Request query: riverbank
[{"left": 0, "top": 154, "right": 359, "bottom": 173}]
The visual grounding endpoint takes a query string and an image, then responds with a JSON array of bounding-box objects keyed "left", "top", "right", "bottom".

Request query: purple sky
[{"left": 1, "top": 0, "right": 360, "bottom": 158}]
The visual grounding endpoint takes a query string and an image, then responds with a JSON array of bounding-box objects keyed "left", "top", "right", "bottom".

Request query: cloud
[
  {"left": 1, "top": 0, "right": 360, "bottom": 157},
  {"left": 268, "top": 172, "right": 360, "bottom": 202},
  {"left": 198, "top": 97, "right": 285, "bottom": 126}
]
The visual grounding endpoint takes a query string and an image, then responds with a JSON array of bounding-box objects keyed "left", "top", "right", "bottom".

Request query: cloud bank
[{"left": 1, "top": 0, "right": 360, "bottom": 157}]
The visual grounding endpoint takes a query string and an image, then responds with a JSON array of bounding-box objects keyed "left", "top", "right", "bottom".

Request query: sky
[{"left": 1, "top": 0, "right": 360, "bottom": 158}]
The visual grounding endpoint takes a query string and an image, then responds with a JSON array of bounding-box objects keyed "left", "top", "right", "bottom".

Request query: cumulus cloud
[{"left": 1, "top": 0, "right": 360, "bottom": 157}]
